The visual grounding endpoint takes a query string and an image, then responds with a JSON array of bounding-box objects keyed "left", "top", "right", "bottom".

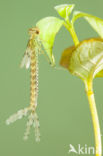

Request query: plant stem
[
  {"left": 63, "top": 20, "right": 79, "bottom": 46},
  {"left": 69, "top": 24, "right": 79, "bottom": 46},
  {"left": 84, "top": 80, "right": 102, "bottom": 156}
]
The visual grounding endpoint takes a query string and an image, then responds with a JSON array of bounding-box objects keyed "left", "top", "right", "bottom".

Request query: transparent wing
[{"left": 20, "top": 47, "right": 32, "bottom": 69}]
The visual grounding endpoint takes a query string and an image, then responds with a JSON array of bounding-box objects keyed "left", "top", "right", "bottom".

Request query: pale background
[{"left": 0, "top": 0, "right": 103, "bottom": 156}]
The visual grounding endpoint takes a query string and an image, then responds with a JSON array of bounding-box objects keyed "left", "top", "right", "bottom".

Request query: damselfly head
[{"left": 29, "top": 27, "right": 40, "bottom": 36}]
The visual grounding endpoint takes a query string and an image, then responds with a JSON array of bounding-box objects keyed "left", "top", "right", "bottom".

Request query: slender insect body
[
  {"left": 6, "top": 27, "right": 41, "bottom": 141},
  {"left": 30, "top": 49, "right": 38, "bottom": 109}
]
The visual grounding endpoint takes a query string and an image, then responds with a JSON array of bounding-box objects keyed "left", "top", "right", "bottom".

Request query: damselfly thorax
[{"left": 20, "top": 27, "right": 41, "bottom": 69}]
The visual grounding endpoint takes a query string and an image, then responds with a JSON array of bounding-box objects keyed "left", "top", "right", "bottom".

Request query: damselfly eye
[
  {"left": 35, "top": 29, "right": 40, "bottom": 34},
  {"left": 34, "top": 27, "right": 40, "bottom": 34},
  {"left": 29, "top": 27, "right": 40, "bottom": 35}
]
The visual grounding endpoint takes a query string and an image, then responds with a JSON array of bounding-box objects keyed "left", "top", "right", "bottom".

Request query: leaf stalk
[{"left": 63, "top": 19, "right": 79, "bottom": 46}]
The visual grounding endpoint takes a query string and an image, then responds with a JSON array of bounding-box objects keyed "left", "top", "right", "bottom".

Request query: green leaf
[
  {"left": 72, "top": 11, "right": 103, "bottom": 38},
  {"left": 60, "top": 38, "right": 103, "bottom": 81},
  {"left": 54, "top": 4, "right": 75, "bottom": 20},
  {"left": 36, "top": 17, "right": 64, "bottom": 66}
]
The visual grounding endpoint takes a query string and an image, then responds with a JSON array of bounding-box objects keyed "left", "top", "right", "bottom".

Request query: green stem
[
  {"left": 84, "top": 80, "right": 102, "bottom": 156},
  {"left": 63, "top": 20, "right": 79, "bottom": 46}
]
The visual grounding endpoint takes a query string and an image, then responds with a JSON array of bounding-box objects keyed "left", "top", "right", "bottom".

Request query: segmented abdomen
[{"left": 30, "top": 50, "right": 38, "bottom": 110}]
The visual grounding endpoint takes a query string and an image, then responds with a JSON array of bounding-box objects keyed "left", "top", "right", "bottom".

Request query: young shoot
[{"left": 36, "top": 4, "right": 103, "bottom": 156}]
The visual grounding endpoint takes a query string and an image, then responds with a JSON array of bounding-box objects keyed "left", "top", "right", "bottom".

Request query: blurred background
[{"left": 0, "top": 0, "right": 103, "bottom": 155}]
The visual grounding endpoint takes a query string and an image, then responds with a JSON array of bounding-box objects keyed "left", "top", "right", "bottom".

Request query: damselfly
[{"left": 6, "top": 27, "right": 42, "bottom": 141}]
